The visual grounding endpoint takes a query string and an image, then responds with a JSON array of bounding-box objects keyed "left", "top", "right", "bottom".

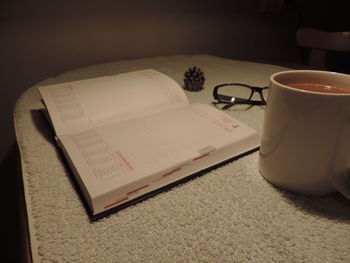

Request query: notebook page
[
  {"left": 58, "top": 103, "right": 255, "bottom": 200},
  {"left": 38, "top": 70, "right": 188, "bottom": 136}
]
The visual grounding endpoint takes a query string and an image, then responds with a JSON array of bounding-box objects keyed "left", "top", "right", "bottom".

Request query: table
[{"left": 15, "top": 55, "right": 350, "bottom": 262}]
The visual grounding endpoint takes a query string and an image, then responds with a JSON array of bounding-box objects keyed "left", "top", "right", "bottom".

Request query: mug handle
[{"left": 333, "top": 168, "right": 350, "bottom": 199}]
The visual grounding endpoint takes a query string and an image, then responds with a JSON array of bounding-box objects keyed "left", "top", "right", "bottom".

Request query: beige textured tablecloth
[{"left": 15, "top": 55, "right": 350, "bottom": 262}]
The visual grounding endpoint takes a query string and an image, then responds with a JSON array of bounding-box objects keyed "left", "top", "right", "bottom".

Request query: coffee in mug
[
  {"left": 287, "top": 83, "right": 350, "bottom": 94},
  {"left": 259, "top": 70, "right": 350, "bottom": 198}
]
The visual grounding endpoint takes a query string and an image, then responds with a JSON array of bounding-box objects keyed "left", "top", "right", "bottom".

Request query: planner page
[
  {"left": 57, "top": 103, "right": 258, "bottom": 213},
  {"left": 38, "top": 69, "right": 189, "bottom": 136}
]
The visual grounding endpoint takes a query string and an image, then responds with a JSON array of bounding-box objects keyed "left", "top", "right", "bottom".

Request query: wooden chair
[{"left": 296, "top": 27, "right": 350, "bottom": 69}]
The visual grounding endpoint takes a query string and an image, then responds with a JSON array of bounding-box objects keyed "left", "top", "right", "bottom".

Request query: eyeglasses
[{"left": 212, "top": 83, "right": 269, "bottom": 110}]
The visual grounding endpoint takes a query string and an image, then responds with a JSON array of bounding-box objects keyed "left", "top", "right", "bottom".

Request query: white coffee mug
[{"left": 259, "top": 70, "right": 350, "bottom": 198}]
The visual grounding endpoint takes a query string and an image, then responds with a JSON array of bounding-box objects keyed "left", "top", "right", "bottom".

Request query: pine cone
[{"left": 183, "top": 66, "right": 205, "bottom": 91}]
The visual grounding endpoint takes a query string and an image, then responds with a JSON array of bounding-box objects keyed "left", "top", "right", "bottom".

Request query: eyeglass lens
[
  {"left": 217, "top": 84, "right": 259, "bottom": 102},
  {"left": 218, "top": 85, "right": 252, "bottom": 102}
]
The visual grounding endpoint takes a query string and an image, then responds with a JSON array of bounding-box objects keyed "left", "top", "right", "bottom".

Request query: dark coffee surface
[{"left": 287, "top": 83, "right": 350, "bottom": 94}]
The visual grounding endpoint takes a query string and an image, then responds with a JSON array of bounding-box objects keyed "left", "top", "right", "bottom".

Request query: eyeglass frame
[{"left": 212, "top": 83, "right": 269, "bottom": 110}]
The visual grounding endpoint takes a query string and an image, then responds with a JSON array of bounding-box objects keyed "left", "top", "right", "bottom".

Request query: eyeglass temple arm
[
  {"left": 216, "top": 94, "right": 234, "bottom": 101},
  {"left": 222, "top": 98, "right": 264, "bottom": 110},
  {"left": 217, "top": 94, "right": 253, "bottom": 104}
]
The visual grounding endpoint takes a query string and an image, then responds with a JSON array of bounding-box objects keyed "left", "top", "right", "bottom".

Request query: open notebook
[{"left": 38, "top": 69, "right": 259, "bottom": 220}]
